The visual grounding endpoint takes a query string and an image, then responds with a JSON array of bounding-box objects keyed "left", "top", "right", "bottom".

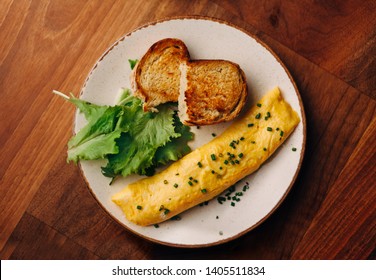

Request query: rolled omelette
[{"left": 112, "top": 87, "right": 300, "bottom": 226}]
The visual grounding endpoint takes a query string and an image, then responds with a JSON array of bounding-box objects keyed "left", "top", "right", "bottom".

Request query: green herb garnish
[{"left": 128, "top": 59, "right": 138, "bottom": 70}]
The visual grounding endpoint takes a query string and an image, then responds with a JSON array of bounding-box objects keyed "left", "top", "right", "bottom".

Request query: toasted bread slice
[
  {"left": 178, "top": 60, "right": 248, "bottom": 126},
  {"left": 131, "top": 38, "right": 190, "bottom": 111}
]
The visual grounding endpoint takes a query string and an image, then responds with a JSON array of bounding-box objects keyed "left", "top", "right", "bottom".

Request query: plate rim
[{"left": 77, "top": 15, "right": 307, "bottom": 248}]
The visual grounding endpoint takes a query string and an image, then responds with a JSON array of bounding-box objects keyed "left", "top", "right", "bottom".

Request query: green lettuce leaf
[
  {"left": 54, "top": 88, "right": 194, "bottom": 182},
  {"left": 102, "top": 105, "right": 180, "bottom": 177},
  {"left": 153, "top": 114, "right": 194, "bottom": 165},
  {"left": 67, "top": 96, "right": 108, "bottom": 122},
  {"left": 68, "top": 106, "right": 123, "bottom": 149},
  {"left": 68, "top": 130, "right": 122, "bottom": 163}
]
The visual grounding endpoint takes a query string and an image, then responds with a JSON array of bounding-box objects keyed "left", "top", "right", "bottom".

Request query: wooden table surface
[{"left": 1, "top": 0, "right": 375, "bottom": 260}]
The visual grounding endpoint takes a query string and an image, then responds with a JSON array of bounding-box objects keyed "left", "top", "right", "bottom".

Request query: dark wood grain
[
  {"left": 0, "top": 0, "right": 375, "bottom": 260},
  {"left": 212, "top": 0, "right": 376, "bottom": 98},
  {"left": 0, "top": 213, "right": 100, "bottom": 260},
  {"left": 292, "top": 118, "right": 376, "bottom": 259}
]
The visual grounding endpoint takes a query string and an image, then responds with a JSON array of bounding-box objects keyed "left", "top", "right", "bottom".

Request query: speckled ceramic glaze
[{"left": 77, "top": 17, "right": 306, "bottom": 247}]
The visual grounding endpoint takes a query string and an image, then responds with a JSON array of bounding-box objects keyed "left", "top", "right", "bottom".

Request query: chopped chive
[
  {"left": 201, "top": 189, "right": 207, "bottom": 194},
  {"left": 189, "top": 176, "right": 193, "bottom": 180},
  {"left": 263, "top": 147, "right": 267, "bottom": 151},
  {"left": 235, "top": 159, "right": 240, "bottom": 164},
  {"left": 211, "top": 133, "right": 216, "bottom": 137},
  {"left": 197, "top": 162, "right": 203, "bottom": 168},
  {"left": 240, "top": 137, "right": 245, "bottom": 141},
  {"left": 292, "top": 147, "right": 297, "bottom": 152},
  {"left": 267, "top": 127, "right": 273, "bottom": 131},
  {"left": 211, "top": 170, "right": 215, "bottom": 174},
  {"left": 219, "top": 166, "right": 223, "bottom": 170},
  {"left": 211, "top": 154, "right": 216, "bottom": 161},
  {"left": 217, "top": 197, "right": 226, "bottom": 204},
  {"left": 238, "top": 153, "right": 243, "bottom": 158},
  {"left": 171, "top": 215, "right": 181, "bottom": 221},
  {"left": 136, "top": 205, "right": 142, "bottom": 210},
  {"left": 224, "top": 160, "right": 229, "bottom": 165},
  {"left": 164, "top": 209, "right": 170, "bottom": 215},
  {"left": 173, "top": 183, "right": 179, "bottom": 188},
  {"left": 248, "top": 123, "right": 254, "bottom": 127},
  {"left": 266, "top": 112, "right": 271, "bottom": 118},
  {"left": 276, "top": 127, "right": 280, "bottom": 131},
  {"left": 188, "top": 181, "right": 193, "bottom": 186},
  {"left": 257, "top": 103, "right": 262, "bottom": 107},
  {"left": 193, "top": 179, "right": 198, "bottom": 183},
  {"left": 255, "top": 113, "right": 261, "bottom": 119},
  {"left": 251, "top": 141, "right": 256, "bottom": 144},
  {"left": 280, "top": 130, "right": 284, "bottom": 137},
  {"left": 228, "top": 185, "right": 235, "bottom": 193},
  {"left": 154, "top": 224, "right": 159, "bottom": 228},
  {"left": 231, "top": 202, "right": 236, "bottom": 207}
]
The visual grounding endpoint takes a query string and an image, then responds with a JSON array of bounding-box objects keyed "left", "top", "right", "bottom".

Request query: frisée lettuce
[{"left": 53, "top": 88, "right": 193, "bottom": 182}]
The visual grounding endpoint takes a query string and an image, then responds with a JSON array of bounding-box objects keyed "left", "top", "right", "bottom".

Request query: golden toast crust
[
  {"left": 132, "top": 38, "right": 248, "bottom": 124},
  {"left": 182, "top": 60, "right": 248, "bottom": 125},
  {"left": 132, "top": 38, "right": 190, "bottom": 111}
]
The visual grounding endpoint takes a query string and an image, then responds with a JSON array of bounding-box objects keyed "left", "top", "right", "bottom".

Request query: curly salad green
[{"left": 53, "top": 88, "right": 193, "bottom": 183}]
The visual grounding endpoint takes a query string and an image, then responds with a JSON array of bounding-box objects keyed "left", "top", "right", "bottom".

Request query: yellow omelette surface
[{"left": 112, "top": 87, "right": 300, "bottom": 226}]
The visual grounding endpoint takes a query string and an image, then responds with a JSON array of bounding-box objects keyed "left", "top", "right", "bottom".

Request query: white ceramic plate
[{"left": 77, "top": 17, "right": 306, "bottom": 247}]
